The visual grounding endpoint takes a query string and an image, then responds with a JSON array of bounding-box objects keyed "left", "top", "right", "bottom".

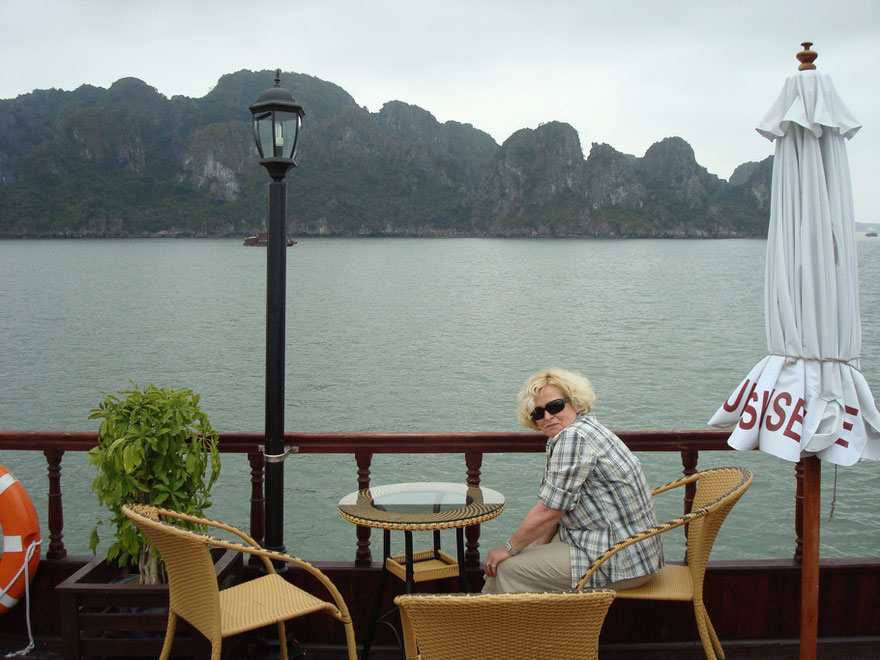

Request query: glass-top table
[
  {"left": 338, "top": 481, "right": 505, "bottom": 529},
  {"left": 338, "top": 482, "right": 505, "bottom": 660}
]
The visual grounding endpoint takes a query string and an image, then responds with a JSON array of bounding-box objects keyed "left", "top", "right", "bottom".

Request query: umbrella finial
[{"left": 797, "top": 42, "right": 818, "bottom": 71}]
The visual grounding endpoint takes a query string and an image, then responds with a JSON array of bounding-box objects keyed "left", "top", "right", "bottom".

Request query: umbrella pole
[{"left": 800, "top": 455, "right": 820, "bottom": 660}]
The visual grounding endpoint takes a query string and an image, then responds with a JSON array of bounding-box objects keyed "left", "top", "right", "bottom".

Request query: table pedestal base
[{"left": 361, "top": 528, "right": 470, "bottom": 660}]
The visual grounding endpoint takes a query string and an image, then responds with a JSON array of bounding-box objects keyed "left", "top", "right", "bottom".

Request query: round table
[{"left": 338, "top": 481, "right": 505, "bottom": 530}]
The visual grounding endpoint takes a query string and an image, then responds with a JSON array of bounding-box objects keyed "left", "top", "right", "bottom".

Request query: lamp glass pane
[
  {"left": 277, "top": 111, "right": 302, "bottom": 160},
  {"left": 252, "top": 111, "right": 273, "bottom": 159}
]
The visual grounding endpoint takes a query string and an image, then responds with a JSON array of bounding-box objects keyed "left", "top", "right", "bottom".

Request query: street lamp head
[{"left": 249, "top": 69, "right": 305, "bottom": 180}]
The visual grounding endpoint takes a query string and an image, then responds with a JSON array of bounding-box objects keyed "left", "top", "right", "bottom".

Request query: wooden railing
[{"left": 1, "top": 428, "right": 810, "bottom": 568}]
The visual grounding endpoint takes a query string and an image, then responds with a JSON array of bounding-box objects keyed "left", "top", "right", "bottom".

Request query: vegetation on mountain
[{"left": 0, "top": 70, "right": 772, "bottom": 238}]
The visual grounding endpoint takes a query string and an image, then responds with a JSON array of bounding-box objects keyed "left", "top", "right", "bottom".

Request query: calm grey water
[{"left": 1, "top": 237, "right": 878, "bottom": 562}]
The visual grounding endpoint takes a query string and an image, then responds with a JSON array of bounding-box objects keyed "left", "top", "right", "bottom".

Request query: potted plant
[
  {"left": 87, "top": 382, "right": 222, "bottom": 584},
  {"left": 56, "top": 383, "right": 240, "bottom": 658}
]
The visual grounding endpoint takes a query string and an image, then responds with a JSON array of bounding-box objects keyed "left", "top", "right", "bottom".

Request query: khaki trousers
[{"left": 481, "top": 533, "right": 653, "bottom": 594}]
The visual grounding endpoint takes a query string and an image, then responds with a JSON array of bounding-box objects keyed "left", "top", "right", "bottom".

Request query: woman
[{"left": 482, "top": 368, "right": 663, "bottom": 593}]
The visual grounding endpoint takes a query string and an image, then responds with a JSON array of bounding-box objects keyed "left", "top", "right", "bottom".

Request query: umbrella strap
[
  {"left": 771, "top": 353, "right": 860, "bottom": 369},
  {"left": 829, "top": 464, "right": 838, "bottom": 521}
]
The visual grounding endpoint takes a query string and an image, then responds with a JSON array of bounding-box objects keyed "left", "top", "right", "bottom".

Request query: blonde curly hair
[{"left": 517, "top": 368, "right": 596, "bottom": 431}]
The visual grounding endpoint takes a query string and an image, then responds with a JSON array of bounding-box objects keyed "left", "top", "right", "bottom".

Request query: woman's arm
[{"left": 483, "top": 501, "right": 566, "bottom": 577}]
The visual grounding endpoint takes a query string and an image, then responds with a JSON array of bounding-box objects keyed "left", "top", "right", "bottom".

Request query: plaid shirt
[{"left": 537, "top": 413, "right": 664, "bottom": 588}]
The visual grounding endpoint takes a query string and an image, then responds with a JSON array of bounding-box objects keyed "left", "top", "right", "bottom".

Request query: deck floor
[{"left": 4, "top": 637, "right": 880, "bottom": 659}]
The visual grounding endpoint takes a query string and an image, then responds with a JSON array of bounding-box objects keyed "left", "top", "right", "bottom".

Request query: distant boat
[
  {"left": 866, "top": 228, "right": 878, "bottom": 237},
  {"left": 243, "top": 233, "right": 296, "bottom": 246}
]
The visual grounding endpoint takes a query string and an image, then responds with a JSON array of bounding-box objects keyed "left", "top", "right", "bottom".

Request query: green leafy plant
[{"left": 88, "top": 382, "right": 221, "bottom": 584}]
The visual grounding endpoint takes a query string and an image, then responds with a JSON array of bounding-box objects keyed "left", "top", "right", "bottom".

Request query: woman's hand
[{"left": 482, "top": 545, "right": 512, "bottom": 578}]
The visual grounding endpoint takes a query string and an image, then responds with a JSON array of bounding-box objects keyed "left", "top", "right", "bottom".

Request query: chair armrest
[
  {"left": 151, "top": 507, "right": 262, "bottom": 548},
  {"left": 149, "top": 506, "right": 353, "bottom": 621},
  {"left": 577, "top": 467, "right": 753, "bottom": 589},
  {"left": 152, "top": 507, "right": 279, "bottom": 574},
  {"left": 575, "top": 507, "right": 704, "bottom": 590},
  {"left": 650, "top": 471, "right": 700, "bottom": 496}
]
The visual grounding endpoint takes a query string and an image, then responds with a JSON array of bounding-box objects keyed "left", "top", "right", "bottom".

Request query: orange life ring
[{"left": 0, "top": 464, "right": 41, "bottom": 615}]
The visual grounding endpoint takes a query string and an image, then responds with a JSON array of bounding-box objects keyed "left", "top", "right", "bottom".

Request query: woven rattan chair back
[
  {"left": 122, "top": 503, "right": 358, "bottom": 660},
  {"left": 576, "top": 466, "right": 753, "bottom": 660},
  {"left": 681, "top": 467, "right": 752, "bottom": 595},
  {"left": 394, "top": 589, "right": 615, "bottom": 660},
  {"left": 126, "top": 505, "right": 223, "bottom": 642}
]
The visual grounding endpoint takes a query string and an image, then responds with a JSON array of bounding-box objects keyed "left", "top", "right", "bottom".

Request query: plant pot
[{"left": 56, "top": 548, "right": 241, "bottom": 660}]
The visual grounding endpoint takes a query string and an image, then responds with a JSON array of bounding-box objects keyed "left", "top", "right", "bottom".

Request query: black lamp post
[{"left": 249, "top": 70, "right": 304, "bottom": 555}]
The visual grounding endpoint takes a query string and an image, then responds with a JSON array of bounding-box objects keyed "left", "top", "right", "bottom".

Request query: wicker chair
[
  {"left": 394, "top": 589, "right": 615, "bottom": 660},
  {"left": 121, "top": 503, "right": 357, "bottom": 660},
  {"left": 577, "top": 466, "right": 753, "bottom": 660}
]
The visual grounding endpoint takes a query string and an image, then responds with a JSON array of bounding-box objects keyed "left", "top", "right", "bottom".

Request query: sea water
[{"left": 1, "top": 237, "right": 878, "bottom": 561}]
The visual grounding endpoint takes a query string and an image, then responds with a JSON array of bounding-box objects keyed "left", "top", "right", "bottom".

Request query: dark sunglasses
[{"left": 530, "top": 398, "right": 571, "bottom": 421}]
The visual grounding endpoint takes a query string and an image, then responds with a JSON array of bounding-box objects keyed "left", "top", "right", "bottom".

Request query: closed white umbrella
[
  {"left": 710, "top": 46, "right": 880, "bottom": 462},
  {"left": 709, "top": 43, "right": 880, "bottom": 659}
]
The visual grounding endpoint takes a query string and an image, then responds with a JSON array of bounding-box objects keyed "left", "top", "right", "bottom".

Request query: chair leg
[
  {"left": 704, "top": 609, "right": 725, "bottom": 660},
  {"left": 342, "top": 618, "right": 359, "bottom": 660},
  {"left": 211, "top": 639, "right": 222, "bottom": 660},
  {"left": 159, "top": 611, "right": 177, "bottom": 660},
  {"left": 277, "top": 621, "right": 289, "bottom": 660},
  {"left": 693, "top": 600, "right": 721, "bottom": 660}
]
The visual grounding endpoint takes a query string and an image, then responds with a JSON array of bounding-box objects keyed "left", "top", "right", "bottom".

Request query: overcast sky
[{"left": 2, "top": 0, "right": 878, "bottom": 222}]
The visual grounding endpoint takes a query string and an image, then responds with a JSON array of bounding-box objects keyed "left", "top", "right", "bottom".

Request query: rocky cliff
[{"left": 0, "top": 70, "right": 771, "bottom": 238}]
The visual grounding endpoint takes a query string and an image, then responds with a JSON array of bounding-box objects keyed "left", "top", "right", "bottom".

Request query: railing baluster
[
  {"left": 247, "top": 450, "right": 265, "bottom": 544},
  {"left": 464, "top": 451, "right": 483, "bottom": 567},
  {"left": 680, "top": 446, "right": 699, "bottom": 559},
  {"left": 43, "top": 449, "right": 66, "bottom": 560},
  {"left": 681, "top": 447, "right": 699, "bottom": 513},
  {"left": 355, "top": 452, "right": 373, "bottom": 566}
]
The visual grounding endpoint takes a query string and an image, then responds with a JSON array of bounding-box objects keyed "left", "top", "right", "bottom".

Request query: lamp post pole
[
  {"left": 264, "top": 175, "right": 287, "bottom": 554},
  {"left": 249, "top": 70, "right": 304, "bottom": 555}
]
